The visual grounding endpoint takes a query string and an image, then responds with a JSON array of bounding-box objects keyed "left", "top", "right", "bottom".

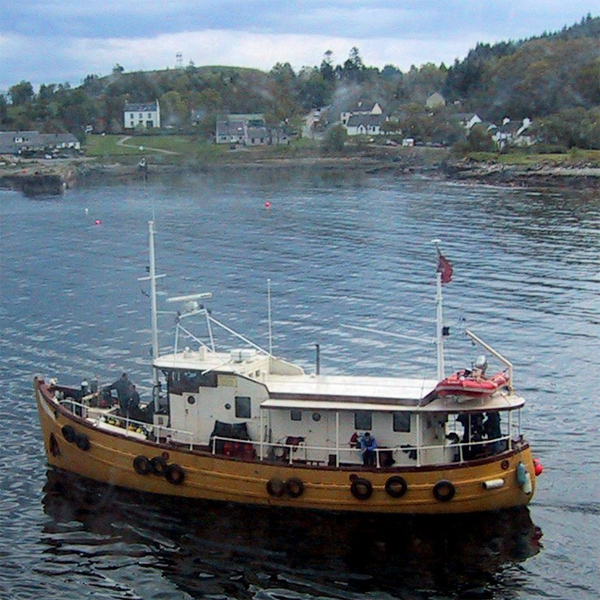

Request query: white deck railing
[{"left": 59, "top": 397, "right": 520, "bottom": 468}]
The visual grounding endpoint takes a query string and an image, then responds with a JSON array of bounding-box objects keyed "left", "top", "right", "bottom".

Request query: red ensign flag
[{"left": 437, "top": 251, "right": 453, "bottom": 284}]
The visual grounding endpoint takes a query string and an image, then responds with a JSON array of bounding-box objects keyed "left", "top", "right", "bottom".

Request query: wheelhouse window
[
  {"left": 290, "top": 409, "right": 302, "bottom": 421},
  {"left": 393, "top": 412, "right": 411, "bottom": 432},
  {"left": 166, "top": 370, "right": 217, "bottom": 394},
  {"left": 354, "top": 411, "right": 372, "bottom": 430},
  {"left": 235, "top": 396, "right": 251, "bottom": 419}
]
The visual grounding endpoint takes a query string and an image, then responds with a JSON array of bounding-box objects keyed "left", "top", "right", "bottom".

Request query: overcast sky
[{"left": 1, "top": 0, "right": 596, "bottom": 92}]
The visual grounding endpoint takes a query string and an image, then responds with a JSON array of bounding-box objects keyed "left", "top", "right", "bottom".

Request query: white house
[
  {"left": 340, "top": 101, "right": 383, "bottom": 126},
  {"left": 345, "top": 114, "right": 385, "bottom": 137},
  {"left": 492, "top": 118, "right": 534, "bottom": 149},
  {"left": 454, "top": 113, "right": 482, "bottom": 130},
  {"left": 124, "top": 101, "right": 161, "bottom": 129}
]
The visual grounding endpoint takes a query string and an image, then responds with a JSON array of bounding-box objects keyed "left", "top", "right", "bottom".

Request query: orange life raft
[{"left": 435, "top": 370, "right": 509, "bottom": 398}]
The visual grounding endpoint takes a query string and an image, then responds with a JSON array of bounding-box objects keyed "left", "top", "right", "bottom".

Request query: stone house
[{"left": 216, "top": 114, "right": 288, "bottom": 146}]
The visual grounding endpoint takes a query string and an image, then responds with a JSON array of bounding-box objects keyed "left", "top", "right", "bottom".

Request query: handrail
[
  {"left": 58, "top": 398, "right": 519, "bottom": 466},
  {"left": 208, "top": 431, "right": 515, "bottom": 468},
  {"left": 58, "top": 398, "right": 195, "bottom": 448}
]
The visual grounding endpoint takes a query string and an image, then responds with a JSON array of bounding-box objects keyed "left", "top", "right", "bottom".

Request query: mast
[
  {"left": 436, "top": 270, "right": 445, "bottom": 380},
  {"left": 148, "top": 220, "right": 160, "bottom": 381},
  {"left": 432, "top": 239, "right": 452, "bottom": 381},
  {"left": 138, "top": 220, "right": 165, "bottom": 396}
]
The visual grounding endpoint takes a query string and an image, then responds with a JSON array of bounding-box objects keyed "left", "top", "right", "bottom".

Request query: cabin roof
[{"left": 263, "top": 374, "right": 437, "bottom": 405}]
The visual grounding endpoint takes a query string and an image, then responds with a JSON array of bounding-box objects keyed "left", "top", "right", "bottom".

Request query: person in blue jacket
[{"left": 360, "top": 432, "right": 378, "bottom": 466}]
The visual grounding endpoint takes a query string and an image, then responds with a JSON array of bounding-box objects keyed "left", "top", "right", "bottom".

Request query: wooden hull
[{"left": 36, "top": 378, "right": 536, "bottom": 515}]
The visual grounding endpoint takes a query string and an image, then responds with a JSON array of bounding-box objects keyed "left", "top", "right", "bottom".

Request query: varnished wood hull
[{"left": 36, "top": 378, "right": 536, "bottom": 514}]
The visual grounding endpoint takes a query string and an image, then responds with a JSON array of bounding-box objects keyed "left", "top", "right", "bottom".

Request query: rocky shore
[
  {"left": 442, "top": 158, "right": 600, "bottom": 190},
  {"left": 1, "top": 151, "right": 598, "bottom": 196}
]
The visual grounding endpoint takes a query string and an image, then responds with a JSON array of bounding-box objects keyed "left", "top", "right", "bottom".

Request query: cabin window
[
  {"left": 393, "top": 412, "right": 411, "bottom": 432},
  {"left": 235, "top": 396, "right": 251, "bottom": 419},
  {"left": 166, "top": 370, "right": 217, "bottom": 394},
  {"left": 354, "top": 411, "right": 372, "bottom": 430},
  {"left": 291, "top": 409, "right": 302, "bottom": 421}
]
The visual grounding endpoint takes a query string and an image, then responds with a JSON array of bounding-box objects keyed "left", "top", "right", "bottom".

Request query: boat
[{"left": 35, "top": 221, "right": 542, "bottom": 514}]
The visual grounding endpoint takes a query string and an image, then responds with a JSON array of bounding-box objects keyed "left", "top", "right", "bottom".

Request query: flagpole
[{"left": 436, "top": 270, "right": 445, "bottom": 380}]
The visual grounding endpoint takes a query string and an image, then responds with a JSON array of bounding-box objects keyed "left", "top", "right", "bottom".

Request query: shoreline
[{"left": 1, "top": 152, "right": 598, "bottom": 196}]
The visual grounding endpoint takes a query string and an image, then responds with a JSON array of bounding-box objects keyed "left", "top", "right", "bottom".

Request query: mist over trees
[{"left": 0, "top": 15, "right": 598, "bottom": 150}]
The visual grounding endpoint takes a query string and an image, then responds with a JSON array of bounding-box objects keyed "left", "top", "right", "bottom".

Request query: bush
[{"left": 321, "top": 124, "right": 348, "bottom": 153}]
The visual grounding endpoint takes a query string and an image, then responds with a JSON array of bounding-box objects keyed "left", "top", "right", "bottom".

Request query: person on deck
[
  {"left": 484, "top": 411, "right": 503, "bottom": 454},
  {"left": 360, "top": 432, "right": 378, "bottom": 466},
  {"left": 105, "top": 373, "right": 134, "bottom": 415}
]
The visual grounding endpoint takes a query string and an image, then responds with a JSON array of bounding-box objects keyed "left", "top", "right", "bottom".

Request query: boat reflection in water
[{"left": 41, "top": 469, "right": 543, "bottom": 599}]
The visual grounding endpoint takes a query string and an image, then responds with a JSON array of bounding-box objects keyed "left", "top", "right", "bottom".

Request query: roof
[
  {"left": 346, "top": 114, "right": 385, "bottom": 127},
  {"left": 345, "top": 101, "right": 380, "bottom": 113},
  {"left": 216, "top": 120, "right": 245, "bottom": 136},
  {"left": 246, "top": 126, "right": 268, "bottom": 137},
  {"left": 124, "top": 102, "right": 158, "bottom": 112},
  {"left": 0, "top": 130, "right": 78, "bottom": 154},
  {"left": 263, "top": 374, "right": 438, "bottom": 406}
]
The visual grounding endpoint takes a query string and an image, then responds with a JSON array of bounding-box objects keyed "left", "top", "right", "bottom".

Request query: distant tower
[{"left": 176, "top": 52, "right": 183, "bottom": 69}]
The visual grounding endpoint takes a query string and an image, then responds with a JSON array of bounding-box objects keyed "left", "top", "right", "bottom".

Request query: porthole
[
  {"left": 225, "top": 403, "right": 231, "bottom": 410},
  {"left": 312, "top": 413, "right": 321, "bottom": 422},
  {"left": 187, "top": 396, "right": 196, "bottom": 405}
]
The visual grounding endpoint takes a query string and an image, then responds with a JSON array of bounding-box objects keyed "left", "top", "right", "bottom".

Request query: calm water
[{"left": 1, "top": 170, "right": 599, "bottom": 600}]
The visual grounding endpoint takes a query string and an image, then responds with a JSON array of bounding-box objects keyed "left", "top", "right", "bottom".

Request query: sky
[{"left": 0, "top": 0, "right": 597, "bottom": 92}]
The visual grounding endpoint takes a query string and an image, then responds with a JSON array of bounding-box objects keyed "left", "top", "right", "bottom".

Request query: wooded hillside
[{"left": 0, "top": 15, "right": 597, "bottom": 150}]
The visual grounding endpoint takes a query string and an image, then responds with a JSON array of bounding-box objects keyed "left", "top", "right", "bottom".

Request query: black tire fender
[
  {"left": 266, "top": 477, "right": 286, "bottom": 497},
  {"left": 165, "top": 463, "right": 185, "bottom": 485},
  {"left": 150, "top": 456, "right": 167, "bottom": 476},
  {"left": 286, "top": 477, "right": 304, "bottom": 498},
  {"left": 133, "top": 455, "right": 152, "bottom": 475},
  {"left": 433, "top": 479, "right": 456, "bottom": 502},
  {"left": 350, "top": 477, "right": 373, "bottom": 500},
  {"left": 75, "top": 433, "right": 91, "bottom": 451},
  {"left": 61, "top": 424, "right": 76, "bottom": 443},
  {"left": 385, "top": 476, "right": 408, "bottom": 498}
]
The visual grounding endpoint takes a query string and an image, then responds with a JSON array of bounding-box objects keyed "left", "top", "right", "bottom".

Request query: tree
[
  {"left": 160, "top": 91, "right": 187, "bottom": 127},
  {"left": 467, "top": 124, "right": 495, "bottom": 151},
  {"left": 342, "top": 47, "right": 366, "bottom": 81},
  {"left": 8, "top": 81, "right": 34, "bottom": 105},
  {"left": 321, "top": 123, "right": 347, "bottom": 153},
  {"left": 320, "top": 50, "right": 335, "bottom": 81}
]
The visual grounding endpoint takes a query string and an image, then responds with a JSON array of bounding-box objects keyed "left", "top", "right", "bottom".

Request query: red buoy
[
  {"left": 94, "top": 219, "right": 102, "bottom": 225},
  {"left": 265, "top": 202, "right": 271, "bottom": 208},
  {"left": 533, "top": 458, "right": 543, "bottom": 476}
]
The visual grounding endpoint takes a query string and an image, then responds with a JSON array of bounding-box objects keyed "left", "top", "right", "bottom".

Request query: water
[{"left": 1, "top": 170, "right": 599, "bottom": 599}]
